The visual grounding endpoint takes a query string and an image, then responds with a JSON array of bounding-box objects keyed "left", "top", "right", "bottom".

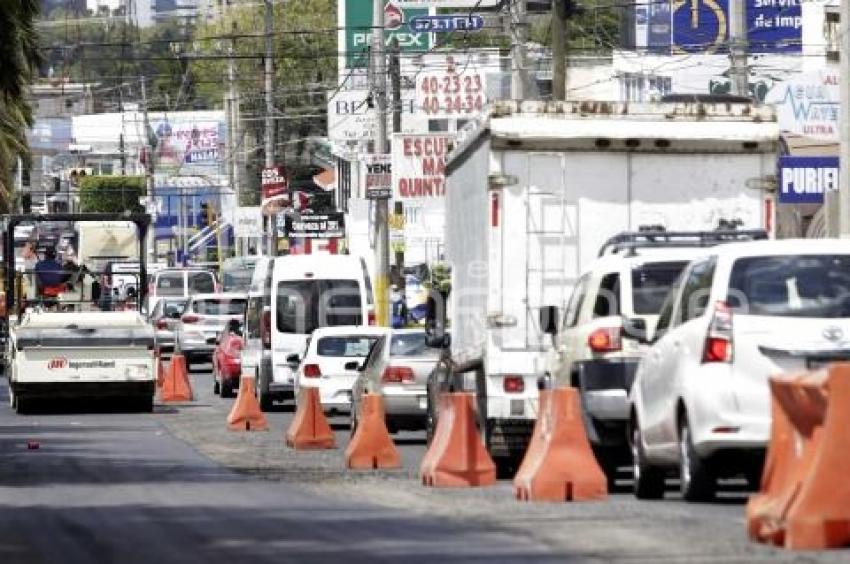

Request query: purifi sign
[{"left": 777, "top": 156, "right": 840, "bottom": 204}]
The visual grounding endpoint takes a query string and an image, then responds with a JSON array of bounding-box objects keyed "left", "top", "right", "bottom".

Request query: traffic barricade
[
  {"left": 285, "top": 386, "right": 336, "bottom": 450},
  {"left": 227, "top": 375, "right": 269, "bottom": 431},
  {"left": 513, "top": 387, "right": 607, "bottom": 502},
  {"left": 345, "top": 392, "right": 401, "bottom": 469},
  {"left": 159, "top": 352, "right": 193, "bottom": 402},
  {"left": 746, "top": 363, "right": 850, "bottom": 550}
]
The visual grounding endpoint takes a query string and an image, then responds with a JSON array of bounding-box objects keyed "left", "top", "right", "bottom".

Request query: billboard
[
  {"left": 152, "top": 119, "right": 223, "bottom": 173},
  {"left": 392, "top": 133, "right": 454, "bottom": 201},
  {"left": 342, "top": 0, "right": 432, "bottom": 70},
  {"left": 282, "top": 213, "right": 346, "bottom": 239},
  {"left": 641, "top": 0, "right": 802, "bottom": 54},
  {"left": 777, "top": 156, "right": 839, "bottom": 205}
]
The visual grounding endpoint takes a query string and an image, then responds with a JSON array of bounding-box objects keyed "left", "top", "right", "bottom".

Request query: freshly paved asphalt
[{"left": 0, "top": 378, "right": 563, "bottom": 564}]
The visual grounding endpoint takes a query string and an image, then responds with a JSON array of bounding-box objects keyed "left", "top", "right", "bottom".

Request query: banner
[
  {"left": 777, "top": 156, "right": 839, "bottom": 204},
  {"left": 392, "top": 134, "right": 454, "bottom": 201},
  {"left": 766, "top": 69, "right": 840, "bottom": 141},
  {"left": 282, "top": 213, "right": 346, "bottom": 239},
  {"left": 233, "top": 207, "right": 263, "bottom": 237},
  {"left": 152, "top": 119, "right": 222, "bottom": 172},
  {"left": 261, "top": 166, "right": 288, "bottom": 200}
]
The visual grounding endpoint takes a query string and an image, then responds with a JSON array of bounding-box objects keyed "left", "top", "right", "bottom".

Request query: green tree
[
  {"left": 78, "top": 175, "right": 145, "bottom": 213},
  {"left": 0, "top": 0, "right": 41, "bottom": 213}
]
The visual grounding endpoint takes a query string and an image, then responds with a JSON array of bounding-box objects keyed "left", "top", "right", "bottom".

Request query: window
[
  {"left": 390, "top": 331, "right": 438, "bottom": 357},
  {"left": 653, "top": 287, "right": 679, "bottom": 339},
  {"left": 676, "top": 258, "right": 716, "bottom": 323},
  {"left": 156, "top": 273, "right": 184, "bottom": 296},
  {"left": 188, "top": 271, "right": 215, "bottom": 294},
  {"left": 163, "top": 299, "right": 186, "bottom": 318},
  {"left": 193, "top": 298, "right": 246, "bottom": 316},
  {"left": 592, "top": 273, "right": 621, "bottom": 318},
  {"left": 563, "top": 274, "right": 590, "bottom": 328},
  {"left": 317, "top": 336, "right": 378, "bottom": 357},
  {"left": 631, "top": 261, "right": 689, "bottom": 315},
  {"left": 277, "top": 279, "right": 363, "bottom": 334},
  {"left": 728, "top": 255, "right": 850, "bottom": 318}
]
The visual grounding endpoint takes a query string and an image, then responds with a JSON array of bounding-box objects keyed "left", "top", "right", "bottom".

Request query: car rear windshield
[
  {"left": 277, "top": 279, "right": 363, "bottom": 334},
  {"left": 163, "top": 300, "right": 186, "bottom": 317},
  {"left": 193, "top": 299, "right": 246, "bottom": 316},
  {"left": 631, "top": 261, "right": 689, "bottom": 315},
  {"left": 390, "top": 332, "right": 439, "bottom": 357},
  {"left": 728, "top": 255, "right": 850, "bottom": 318},
  {"left": 316, "top": 336, "right": 378, "bottom": 357},
  {"left": 156, "top": 273, "right": 184, "bottom": 296},
  {"left": 188, "top": 272, "right": 215, "bottom": 294}
]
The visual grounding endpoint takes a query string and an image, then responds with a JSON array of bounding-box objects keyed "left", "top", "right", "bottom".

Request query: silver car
[
  {"left": 175, "top": 293, "right": 247, "bottom": 366},
  {"left": 148, "top": 297, "right": 188, "bottom": 353},
  {"left": 351, "top": 329, "right": 441, "bottom": 434}
]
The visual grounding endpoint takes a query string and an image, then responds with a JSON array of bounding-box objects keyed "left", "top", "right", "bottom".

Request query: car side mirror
[
  {"left": 539, "top": 305, "right": 560, "bottom": 336},
  {"left": 623, "top": 317, "right": 649, "bottom": 344},
  {"left": 286, "top": 353, "right": 300, "bottom": 366},
  {"left": 344, "top": 361, "right": 361, "bottom": 371}
]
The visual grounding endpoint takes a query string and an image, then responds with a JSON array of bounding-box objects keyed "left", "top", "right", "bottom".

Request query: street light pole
[
  {"left": 839, "top": 0, "right": 850, "bottom": 237},
  {"left": 372, "top": 0, "right": 390, "bottom": 327}
]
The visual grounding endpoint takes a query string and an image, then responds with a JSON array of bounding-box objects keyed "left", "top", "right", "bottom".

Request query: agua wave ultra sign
[{"left": 778, "top": 156, "right": 840, "bottom": 204}]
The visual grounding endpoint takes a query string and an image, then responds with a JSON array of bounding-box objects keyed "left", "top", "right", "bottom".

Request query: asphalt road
[{"left": 0, "top": 364, "right": 846, "bottom": 563}]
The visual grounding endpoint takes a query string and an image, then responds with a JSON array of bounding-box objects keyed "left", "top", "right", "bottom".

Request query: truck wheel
[
  {"left": 14, "top": 397, "right": 31, "bottom": 415},
  {"left": 631, "top": 423, "right": 665, "bottom": 500},
  {"left": 679, "top": 416, "right": 714, "bottom": 502},
  {"left": 136, "top": 395, "right": 154, "bottom": 413}
]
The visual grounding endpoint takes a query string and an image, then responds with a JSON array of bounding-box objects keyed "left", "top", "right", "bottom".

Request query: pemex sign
[{"left": 343, "top": 0, "right": 432, "bottom": 69}]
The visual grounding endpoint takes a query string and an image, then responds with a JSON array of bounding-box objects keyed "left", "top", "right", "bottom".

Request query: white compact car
[
  {"left": 290, "top": 326, "right": 387, "bottom": 413},
  {"left": 630, "top": 239, "right": 850, "bottom": 501}
]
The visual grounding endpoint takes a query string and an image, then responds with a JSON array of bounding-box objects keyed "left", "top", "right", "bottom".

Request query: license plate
[{"left": 418, "top": 396, "right": 427, "bottom": 410}]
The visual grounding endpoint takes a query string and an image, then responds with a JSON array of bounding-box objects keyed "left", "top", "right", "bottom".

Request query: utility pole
[
  {"left": 140, "top": 76, "right": 156, "bottom": 266},
  {"left": 264, "top": 0, "right": 278, "bottom": 256},
  {"left": 372, "top": 0, "right": 390, "bottom": 327},
  {"left": 552, "top": 0, "right": 568, "bottom": 100},
  {"left": 838, "top": 0, "right": 850, "bottom": 237},
  {"left": 227, "top": 25, "right": 239, "bottom": 254},
  {"left": 728, "top": 0, "right": 748, "bottom": 97},
  {"left": 510, "top": 0, "right": 530, "bottom": 100},
  {"left": 389, "top": 38, "right": 403, "bottom": 288}
]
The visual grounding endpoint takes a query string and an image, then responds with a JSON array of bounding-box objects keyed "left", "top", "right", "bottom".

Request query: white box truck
[{"left": 432, "top": 100, "right": 779, "bottom": 472}]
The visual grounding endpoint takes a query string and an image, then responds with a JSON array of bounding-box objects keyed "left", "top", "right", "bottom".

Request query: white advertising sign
[
  {"left": 327, "top": 89, "right": 426, "bottom": 142},
  {"left": 415, "top": 58, "right": 486, "bottom": 118},
  {"left": 232, "top": 206, "right": 263, "bottom": 238},
  {"left": 766, "top": 68, "right": 840, "bottom": 141},
  {"left": 362, "top": 154, "right": 393, "bottom": 199},
  {"left": 392, "top": 133, "right": 455, "bottom": 201}
]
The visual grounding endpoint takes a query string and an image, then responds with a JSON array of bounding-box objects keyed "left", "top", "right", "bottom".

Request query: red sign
[{"left": 261, "top": 166, "right": 288, "bottom": 200}]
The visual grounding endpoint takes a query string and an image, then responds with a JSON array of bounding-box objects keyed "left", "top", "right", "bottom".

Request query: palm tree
[{"left": 0, "top": 0, "right": 41, "bottom": 213}]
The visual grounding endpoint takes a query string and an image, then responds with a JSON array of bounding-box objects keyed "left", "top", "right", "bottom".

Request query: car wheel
[
  {"left": 220, "top": 379, "right": 233, "bottom": 399},
  {"left": 425, "top": 398, "right": 437, "bottom": 445},
  {"left": 350, "top": 409, "right": 359, "bottom": 438},
  {"left": 679, "top": 416, "right": 714, "bottom": 502},
  {"left": 257, "top": 371, "right": 273, "bottom": 411},
  {"left": 212, "top": 364, "right": 221, "bottom": 395},
  {"left": 631, "top": 421, "right": 665, "bottom": 500}
]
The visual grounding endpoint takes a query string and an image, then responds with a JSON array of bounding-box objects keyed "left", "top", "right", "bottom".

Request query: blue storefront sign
[
  {"left": 777, "top": 156, "right": 840, "bottom": 204},
  {"left": 651, "top": 0, "right": 802, "bottom": 54}
]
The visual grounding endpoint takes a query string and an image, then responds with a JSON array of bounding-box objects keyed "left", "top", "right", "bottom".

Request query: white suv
[
  {"left": 630, "top": 239, "right": 850, "bottom": 501},
  {"left": 544, "top": 229, "right": 765, "bottom": 479}
]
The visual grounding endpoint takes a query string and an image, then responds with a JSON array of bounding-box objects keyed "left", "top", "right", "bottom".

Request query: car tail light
[
  {"left": 503, "top": 375, "right": 525, "bottom": 393},
  {"left": 155, "top": 319, "right": 167, "bottom": 330},
  {"left": 588, "top": 327, "right": 622, "bottom": 353},
  {"left": 303, "top": 364, "right": 322, "bottom": 378},
  {"left": 261, "top": 310, "right": 271, "bottom": 349},
  {"left": 181, "top": 313, "right": 200, "bottom": 324},
  {"left": 381, "top": 366, "right": 415, "bottom": 383},
  {"left": 703, "top": 301, "right": 733, "bottom": 363},
  {"left": 368, "top": 310, "right": 376, "bottom": 326}
]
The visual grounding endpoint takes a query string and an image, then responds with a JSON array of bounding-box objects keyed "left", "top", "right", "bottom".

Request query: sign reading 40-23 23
[{"left": 416, "top": 56, "right": 486, "bottom": 118}]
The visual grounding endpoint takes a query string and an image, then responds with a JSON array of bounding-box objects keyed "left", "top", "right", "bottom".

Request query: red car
[{"left": 213, "top": 319, "right": 244, "bottom": 398}]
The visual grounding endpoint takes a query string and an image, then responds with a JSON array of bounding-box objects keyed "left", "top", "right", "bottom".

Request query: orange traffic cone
[
  {"left": 345, "top": 392, "right": 401, "bottom": 469},
  {"left": 513, "top": 387, "right": 607, "bottom": 502},
  {"left": 227, "top": 375, "right": 269, "bottom": 431},
  {"left": 159, "top": 352, "right": 193, "bottom": 402},
  {"left": 285, "top": 387, "right": 336, "bottom": 450},
  {"left": 420, "top": 392, "right": 496, "bottom": 487}
]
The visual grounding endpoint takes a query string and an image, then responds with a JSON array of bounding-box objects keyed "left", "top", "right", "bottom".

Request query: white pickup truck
[{"left": 3, "top": 213, "right": 156, "bottom": 413}]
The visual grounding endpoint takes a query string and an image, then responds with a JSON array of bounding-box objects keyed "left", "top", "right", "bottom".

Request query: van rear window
[
  {"left": 277, "top": 280, "right": 362, "bottom": 334},
  {"left": 193, "top": 299, "right": 246, "bottom": 316},
  {"left": 156, "top": 274, "right": 184, "bottom": 296}
]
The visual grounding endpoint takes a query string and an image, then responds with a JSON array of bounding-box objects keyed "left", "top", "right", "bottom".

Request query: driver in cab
[{"left": 35, "top": 246, "right": 67, "bottom": 298}]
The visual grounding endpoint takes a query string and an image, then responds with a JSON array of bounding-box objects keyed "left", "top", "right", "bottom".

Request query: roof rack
[{"left": 598, "top": 228, "right": 768, "bottom": 257}]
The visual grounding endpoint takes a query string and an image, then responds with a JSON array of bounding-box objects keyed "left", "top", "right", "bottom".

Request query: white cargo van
[{"left": 268, "top": 255, "right": 374, "bottom": 404}]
